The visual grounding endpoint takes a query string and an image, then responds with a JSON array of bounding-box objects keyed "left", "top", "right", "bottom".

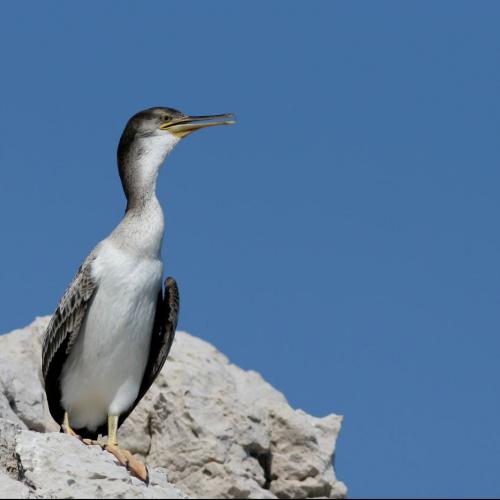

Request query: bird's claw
[
  {"left": 104, "top": 444, "right": 149, "bottom": 484},
  {"left": 81, "top": 438, "right": 105, "bottom": 447},
  {"left": 61, "top": 423, "right": 83, "bottom": 441}
]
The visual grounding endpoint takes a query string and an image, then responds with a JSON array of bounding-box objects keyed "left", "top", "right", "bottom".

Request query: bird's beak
[{"left": 160, "top": 113, "right": 236, "bottom": 138}]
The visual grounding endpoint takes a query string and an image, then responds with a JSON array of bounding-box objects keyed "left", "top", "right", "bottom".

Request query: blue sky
[{"left": 1, "top": 2, "right": 499, "bottom": 498}]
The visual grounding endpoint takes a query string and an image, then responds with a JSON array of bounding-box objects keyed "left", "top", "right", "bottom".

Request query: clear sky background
[{"left": 0, "top": 2, "right": 499, "bottom": 498}]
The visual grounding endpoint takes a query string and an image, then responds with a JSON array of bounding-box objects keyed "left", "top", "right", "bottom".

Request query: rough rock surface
[
  {"left": 0, "top": 418, "right": 186, "bottom": 499},
  {"left": 0, "top": 317, "right": 346, "bottom": 499}
]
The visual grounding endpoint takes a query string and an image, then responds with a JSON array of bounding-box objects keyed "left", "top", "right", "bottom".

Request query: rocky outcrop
[{"left": 0, "top": 317, "right": 346, "bottom": 499}]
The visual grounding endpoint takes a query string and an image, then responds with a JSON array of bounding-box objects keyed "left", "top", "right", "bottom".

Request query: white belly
[{"left": 60, "top": 241, "right": 163, "bottom": 431}]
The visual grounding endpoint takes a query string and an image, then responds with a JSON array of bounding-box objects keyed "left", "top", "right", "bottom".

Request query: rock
[
  {"left": 0, "top": 471, "right": 30, "bottom": 499},
  {"left": 0, "top": 418, "right": 20, "bottom": 479},
  {"left": 0, "top": 418, "right": 186, "bottom": 499},
  {"left": 0, "top": 319, "right": 57, "bottom": 433},
  {"left": 0, "top": 317, "right": 347, "bottom": 499}
]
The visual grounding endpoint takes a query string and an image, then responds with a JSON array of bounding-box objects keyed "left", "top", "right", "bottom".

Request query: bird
[{"left": 41, "top": 107, "right": 235, "bottom": 482}]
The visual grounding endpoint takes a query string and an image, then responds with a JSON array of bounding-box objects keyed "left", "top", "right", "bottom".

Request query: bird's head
[
  {"left": 117, "top": 107, "right": 235, "bottom": 201},
  {"left": 118, "top": 106, "right": 235, "bottom": 159}
]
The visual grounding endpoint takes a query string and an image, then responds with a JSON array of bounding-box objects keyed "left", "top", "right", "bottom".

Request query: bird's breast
[
  {"left": 87, "top": 241, "right": 164, "bottom": 350},
  {"left": 92, "top": 240, "right": 163, "bottom": 301},
  {"left": 60, "top": 241, "right": 163, "bottom": 429}
]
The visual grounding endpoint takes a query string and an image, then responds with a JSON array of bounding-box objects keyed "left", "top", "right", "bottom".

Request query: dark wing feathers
[
  {"left": 42, "top": 254, "right": 97, "bottom": 425},
  {"left": 117, "top": 276, "right": 180, "bottom": 428},
  {"left": 142, "top": 276, "right": 180, "bottom": 388}
]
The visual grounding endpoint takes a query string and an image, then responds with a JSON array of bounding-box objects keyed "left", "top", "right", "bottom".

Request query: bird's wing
[
  {"left": 42, "top": 252, "right": 98, "bottom": 425},
  {"left": 118, "top": 276, "right": 179, "bottom": 427}
]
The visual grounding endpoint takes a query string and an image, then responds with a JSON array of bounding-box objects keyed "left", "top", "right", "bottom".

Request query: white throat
[
  {"left": 112, "top": 130, "right": 180, "bottom": 257},
  {"left": 132, "top": 131, "right": 180, "bottom": 199}
]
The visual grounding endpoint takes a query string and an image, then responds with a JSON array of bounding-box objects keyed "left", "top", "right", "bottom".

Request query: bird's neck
[
  {"left": 116, "top": 195, "right": 165, "bottom": 258},
  {"left": 120, "top": 135, "right": 177, "bottom": 212},
  {"left": 113, "top": 134, "right": 178, "bottom": 257}
]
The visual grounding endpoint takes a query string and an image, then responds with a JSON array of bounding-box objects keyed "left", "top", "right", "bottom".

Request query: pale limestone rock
[
  {"left": 0, "top": 471, "right": 30, "bottom": 499},
  {"left": 16, "top": 429, "right": 186, "bottom": 499},
  {"left": 0, "top": 318, "right": 56, "bottom": 433},
  {"left": 0, "top": 417, "right": 21, "bottom": 482},
  {"left": 0, "top": 418, "right": 186, "bottom": 499},
  {"left": 0, "top": 318, "right": 347, "bottom": 499}
]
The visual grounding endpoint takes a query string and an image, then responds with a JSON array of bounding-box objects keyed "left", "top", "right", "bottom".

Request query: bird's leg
[
  {"left": 107, "top": 413, "right": 119, "bottom": 447},
  {"left": 103, "top": 415, "right": 149, "bottom": 484},
  {"left": 61, "top": 412, "right": 82, "bottom": 440},
  {"left": 62, "top": 413, "right": 104, "bottom": 446}
]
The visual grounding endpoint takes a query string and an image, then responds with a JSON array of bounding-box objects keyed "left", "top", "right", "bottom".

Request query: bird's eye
[{"left": 163, "top": 115, "right": 171, "bottom": 123}]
